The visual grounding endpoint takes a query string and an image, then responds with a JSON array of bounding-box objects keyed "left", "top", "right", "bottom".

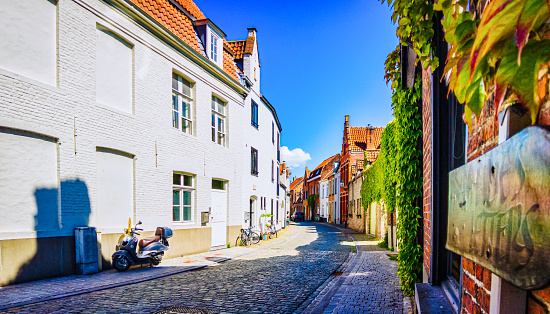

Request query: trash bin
[{"left": 75, "top": 227, "right": 99, "bottom": 275}]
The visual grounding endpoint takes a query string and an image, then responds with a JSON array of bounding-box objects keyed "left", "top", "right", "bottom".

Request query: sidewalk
[
  {"left": 0, "top": 225, "right": 297, "bottom": 311},
  {"left": 299, "top": 222, "right": 413, "bottom": 314}
]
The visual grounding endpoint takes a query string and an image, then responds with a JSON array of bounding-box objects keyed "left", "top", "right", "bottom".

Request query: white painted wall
[
  {"left": 0, "top": 130, "right": 58, "bottom": 237},
  {"left": 0, "top": 0, "right": 248, "bottom": 240},
  {"left": 0, "top": 0, "right": 57, "bottom": 86},
  {"left": 320, "top": 180, "right": 329, "bottom": 219},
  {"left": 95, "top": 27, "right": 133, "bottom": 113},
  {"left": 242, "top": 91, "right": 279, "bottom": 232}
]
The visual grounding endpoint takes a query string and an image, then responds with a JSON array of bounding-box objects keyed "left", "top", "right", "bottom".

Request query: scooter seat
[{"left": 139, "top": 235, "right": 161, "bottom": 248}]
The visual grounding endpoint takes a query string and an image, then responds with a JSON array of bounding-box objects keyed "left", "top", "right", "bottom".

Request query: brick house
[
  {"left": 319, "top": 154, "right": 340, "bottom": 223},
  {"left": 0, "top": 0, "right": 281, "bottom": 285},
  {"left": 339, "top": 115, "right": 383, "bottom": 227},
  {"left": 415, "top": 10, "right": 550, "bottom": 314},
  {"left": 289, "top": 177, "right": 304, "bottom": 218}
]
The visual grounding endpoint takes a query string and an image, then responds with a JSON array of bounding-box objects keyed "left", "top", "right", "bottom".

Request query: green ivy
[
  {"left": 380, "top": 121, "right": 397, "bottom": 214},
  {"left": 307, "top": 194, "right": 318, "bottom": 210},
  {"left": 393, "top": 75, "right": 423, "bottom": 296},
  {"left": 382, "top": 0, "right": 437, "bottom": 69}
]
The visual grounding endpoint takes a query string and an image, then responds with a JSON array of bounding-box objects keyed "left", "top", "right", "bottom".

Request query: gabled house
[
  {"left": 0, "top": 0, "right": 282, "bottom": 285},
  {"left": 289, "top": 177, "right": 304, "bottom": 217},
  {"left": 339, "top": 115, "right": 383, "bottom": 226}
]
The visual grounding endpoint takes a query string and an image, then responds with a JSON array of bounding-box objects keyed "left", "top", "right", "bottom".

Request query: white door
[{"left": 210, "top": 189, "right": 227, "bottom": 247}]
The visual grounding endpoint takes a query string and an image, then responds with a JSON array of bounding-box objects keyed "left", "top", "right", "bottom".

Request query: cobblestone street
[
  {"left": 4, "top": 223, "right": 349, "bottom": 313},
  {"left": 2, "top": 223, "right": 410, "bottom": 314}
]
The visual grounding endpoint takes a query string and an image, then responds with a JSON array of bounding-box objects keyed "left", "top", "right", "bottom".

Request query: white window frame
[
  {"left": 212, "top": 96, "right": 227, "bottom": 146},
  {"left": 172, "top": 73, "right": 193, "bottom": 134},
  {"left": 173, "top": 173, "right": 195, "bottom": 223},
  {"left": 210, "top": 33, "right": 218, "bottom": 62}
]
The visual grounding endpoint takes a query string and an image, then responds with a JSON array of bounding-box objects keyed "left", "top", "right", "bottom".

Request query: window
[
  {"left": 210, "top": 33, "right": 218, "bottom": 62},
  {"left": 211, "top": 96, "right": 226, "bottom": 146},
  {"left": 272, "top": 160, "right": 274, "bottom": 182},
  {"left": 172, "top": 73, "right": 192, "bottom": 134},
  {"left": 212, "top": 179, "right": 225, "bottom": 190},
  {"left": 251, "top": 147, "right": 258, "bottom": 176},
  {"left": 272, "top": 122, "right": 274, "bottom": 143},
  {"left": 173, "top": 173, "right": 194, "bottom": 222},
  {"left": 251, "top": 101, "right": 259, "bottom": 128}
]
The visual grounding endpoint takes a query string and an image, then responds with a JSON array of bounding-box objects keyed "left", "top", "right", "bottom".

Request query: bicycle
[
  {"left": 236, "top": 228, "right": 261, "bottom": 246},
  {"left": 266, "top": 222, "right": 278, "bottom": 239}
]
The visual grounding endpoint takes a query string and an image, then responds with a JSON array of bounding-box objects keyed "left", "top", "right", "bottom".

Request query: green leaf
[
  {"left": 516, "top": 0, "right": 549, "bottom": 62},
  {"left": 500, "top": 40, "right": 550, "bottom": 122},
  {"left": 469, "top": 0, "right": 522, "bottom": 79}
]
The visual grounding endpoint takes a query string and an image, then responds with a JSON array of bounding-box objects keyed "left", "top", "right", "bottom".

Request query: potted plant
[{"left": 260, "top": 213, "right": 274, "bottom": 240}]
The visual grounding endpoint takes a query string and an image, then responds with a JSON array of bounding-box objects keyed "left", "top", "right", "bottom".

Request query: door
[
  {"left": 370, "top": 203, "right": 377, "bottom": 236},
  {"left": 210, "top": 186, "right": 227, "bottom": 247}
]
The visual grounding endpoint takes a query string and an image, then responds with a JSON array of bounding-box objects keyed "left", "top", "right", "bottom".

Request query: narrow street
[{"left": 2, "top": 223, "right": 406, "bottom": 314}]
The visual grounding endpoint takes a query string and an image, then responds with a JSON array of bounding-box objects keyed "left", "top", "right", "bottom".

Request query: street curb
[
  {"left": 0, "top": 225, "right": 299, "bottom": 311},
  {"left": 295, "top": 224, "right": 356, "bottom": 314}
]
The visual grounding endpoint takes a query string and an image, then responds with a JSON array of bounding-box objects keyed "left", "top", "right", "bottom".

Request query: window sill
[
  {"left": 415, "top": 283, "right": 455, "bottom": 314},
  {"left": 95, "top": 101, "right": 134, "bottom": 118}
]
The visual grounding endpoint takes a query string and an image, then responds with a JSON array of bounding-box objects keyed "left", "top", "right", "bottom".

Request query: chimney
[
  {"left": 247, "top": 27, "right": 257, "bottom": 37},
  {"left": 344, "top": 115, "right": 349, "bottom": 128}
]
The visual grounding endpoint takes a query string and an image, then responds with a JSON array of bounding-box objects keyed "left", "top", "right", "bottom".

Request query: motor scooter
[{"left": 112, "top": 220, "right": 173, "bottom": 271}]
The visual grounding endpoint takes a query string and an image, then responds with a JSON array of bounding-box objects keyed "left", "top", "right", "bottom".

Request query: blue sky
[{"left": 195, "top": 0, "right": 398, "bottom": 180}]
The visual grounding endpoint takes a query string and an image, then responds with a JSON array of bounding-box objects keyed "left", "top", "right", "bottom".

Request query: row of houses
[
  {"left": 0, "top": 0, "right": 289, "bottom": 286},
  {"left": 289, "top": 115, "right": 385, "bottom": 237}
]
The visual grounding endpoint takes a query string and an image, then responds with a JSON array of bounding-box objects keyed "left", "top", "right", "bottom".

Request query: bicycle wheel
[
  {"left": 237, "top": 235, "right": 250, "bottom": 247},
  {"left": 269, "top": 230, "right": 274, "bottom": 239},
  {"left": 250, "top": 232, "right": 261, "bottom": 244}
]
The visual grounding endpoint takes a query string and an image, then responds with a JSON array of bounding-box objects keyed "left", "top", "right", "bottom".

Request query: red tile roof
[
  {"left": 226, "top": 40, "right": 246, "bottom": 59},
  {"left": 172, "top": 0, "right": 205, "bottom": 19},
  {"left": 223, "top": 41, "right": 239, "bottom": 81},
  {"left": 348, "top": 127, "right": 384, "bottom": 152},
  {"left": 290, "top": 177, "right": 303, "bottom": 190},
  {"left": 129, "top": 0, "right": 203, "bottom": 54}
]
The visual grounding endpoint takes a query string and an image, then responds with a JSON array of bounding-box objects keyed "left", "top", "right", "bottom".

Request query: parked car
[{"left": 291, "top": 212, "right": 305, "bottom": 222}]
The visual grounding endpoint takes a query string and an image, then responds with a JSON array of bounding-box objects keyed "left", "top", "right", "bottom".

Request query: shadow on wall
[{"left": 9, "top": 179, "right": 92, "bottom": 285}]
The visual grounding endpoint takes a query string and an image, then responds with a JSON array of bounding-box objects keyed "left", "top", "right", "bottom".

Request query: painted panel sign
[{"left": 447, "top": 126, "right": 550, "bottom": 290}]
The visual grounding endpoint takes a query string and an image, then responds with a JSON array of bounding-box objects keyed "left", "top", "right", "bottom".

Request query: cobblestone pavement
[
  {"left": 3, "top": 223, "right": 350, "bottom": 314},
  {"left": 301, "top": 224, "right": 409, "bottom": 314}
]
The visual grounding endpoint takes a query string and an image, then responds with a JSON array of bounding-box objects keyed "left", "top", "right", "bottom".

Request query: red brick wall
[
  {"left": 421, "top": 66, "right": 432, "bottom": 279},
  {"left": 529, "top": 99, "right": 550, "bottom": 312},
  {"left": 461, "top": 93, "right": 550, "bottom": 314}
]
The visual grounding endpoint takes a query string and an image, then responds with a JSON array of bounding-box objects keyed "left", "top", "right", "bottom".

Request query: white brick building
[{"left": 0, "top": 0, "right": 281, "bottom": 285}]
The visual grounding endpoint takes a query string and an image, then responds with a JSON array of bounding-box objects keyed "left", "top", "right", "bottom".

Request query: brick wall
[
  {"left": 528, "top": 99, "right": 550, "bottom": 312},
  {"left": 461, "top": 90, "right": 550, "bottom": 313},
  {"left": 421, "top": 66, "right": 432, "bottom": 280}
]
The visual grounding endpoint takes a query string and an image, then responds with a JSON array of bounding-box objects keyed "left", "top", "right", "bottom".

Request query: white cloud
[{"left": 281, "top": 146, "right": 311, "bottom": 168}]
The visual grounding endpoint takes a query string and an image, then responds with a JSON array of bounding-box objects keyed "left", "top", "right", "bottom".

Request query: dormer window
[{"left": 210, "top": 34, "right": 218, "bottom": 62}]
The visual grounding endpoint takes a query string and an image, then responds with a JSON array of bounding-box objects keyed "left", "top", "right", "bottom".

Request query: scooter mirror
[{"left": 138, "top": 221, "right": 142, "bottom": 225}]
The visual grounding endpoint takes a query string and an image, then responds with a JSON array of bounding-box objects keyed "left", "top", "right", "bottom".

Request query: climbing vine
[
  {"left": 382, "top": 0, "right": 437, "bottom": 69},
  {"left": 360, "top": 158, "right": 382, "bottom": 207},
  {"left": 307, "top": 194, "right": 318, "bottom": 210},
  {"left": 393, "top": 75, "right": 423, "bottom": 297},
  {"left": 386, "top": 0, "right": 550, "bottom": 129},
  {"left": 380, "top": 121, "right": 398, "bottom": 213}
]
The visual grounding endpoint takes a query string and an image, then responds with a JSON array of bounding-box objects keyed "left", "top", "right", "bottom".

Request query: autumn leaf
[
  {"left": 517, "top": 0, "right": 550, "bottom": 63},
  {"left": 469, "top": 0, "right": 521, "bottom": 80},
  {"left": 495, "top": 39, "right": 550, "bottom": 123}
]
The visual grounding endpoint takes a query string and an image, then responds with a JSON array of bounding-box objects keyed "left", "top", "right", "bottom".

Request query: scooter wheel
[{"left": 113, "top": 255, "right": 131, "bottom": 272}]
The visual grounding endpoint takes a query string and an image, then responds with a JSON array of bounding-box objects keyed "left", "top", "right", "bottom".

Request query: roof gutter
[
  {"left": 103, "top": 0, "right": 249, "bottom": 97},
  {"left": 260, "top": 95, "right": 282, "bottom": 132}
]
